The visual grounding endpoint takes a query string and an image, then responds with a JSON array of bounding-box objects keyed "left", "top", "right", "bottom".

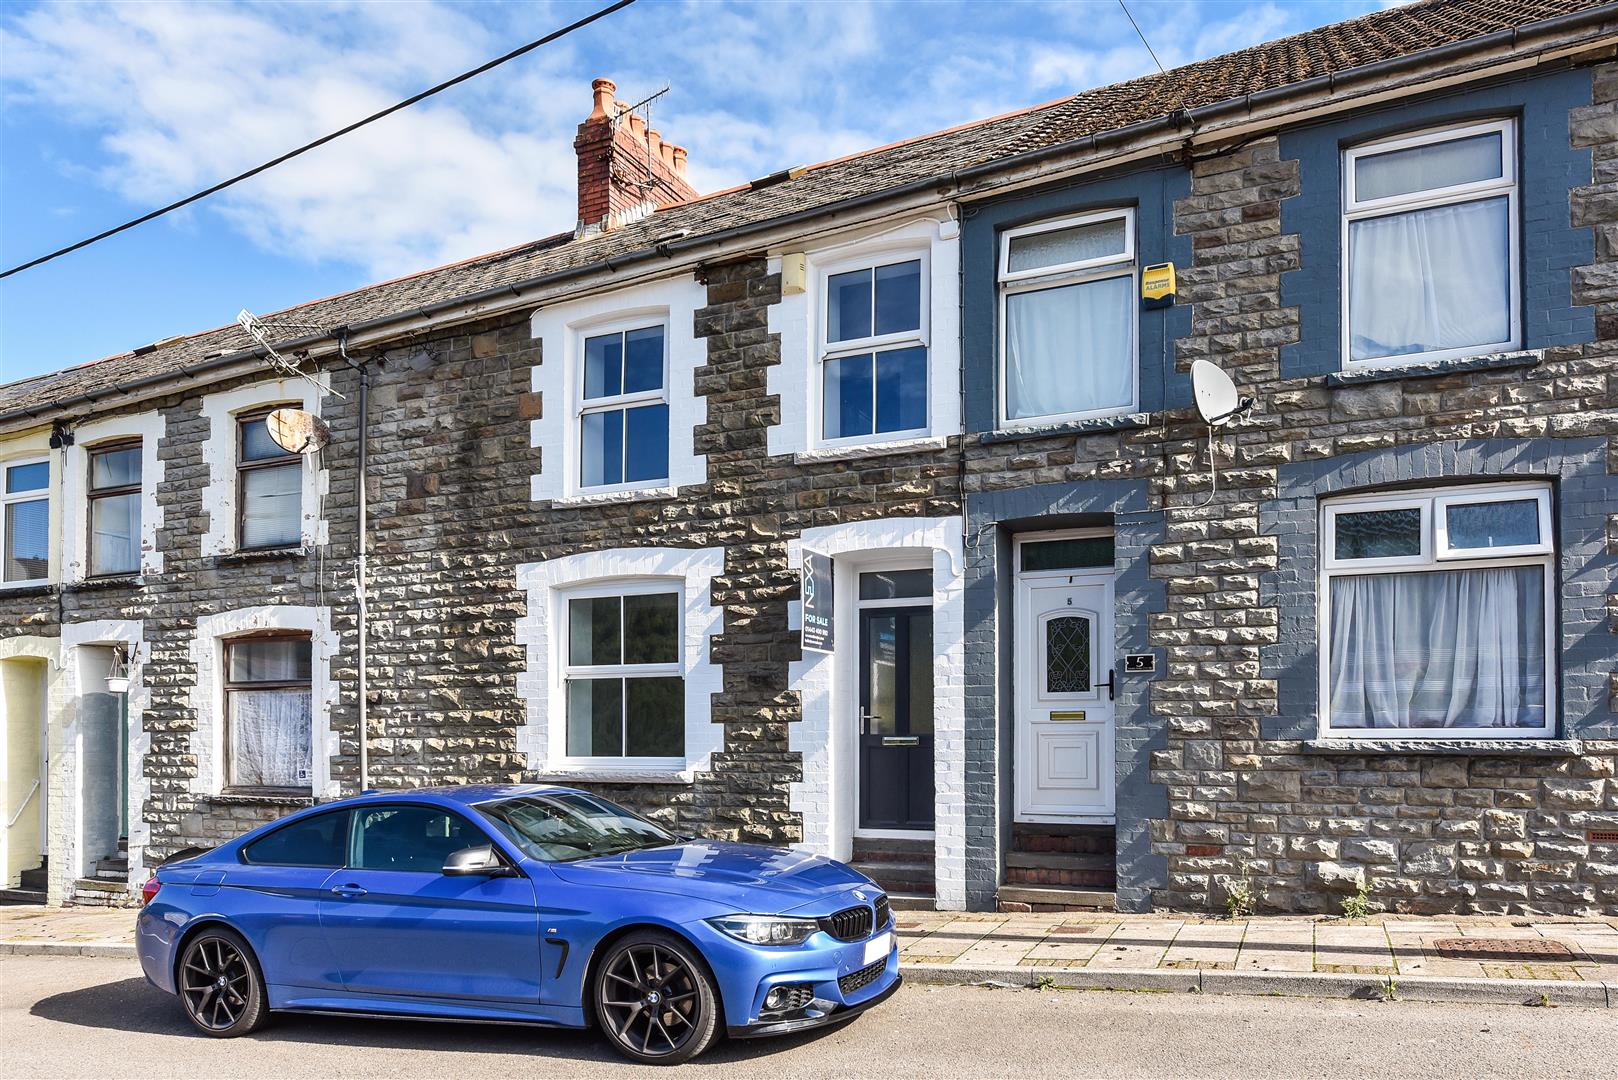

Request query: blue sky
[{"left": 0, "top": 0, "right": 1387, "bottom": 386}]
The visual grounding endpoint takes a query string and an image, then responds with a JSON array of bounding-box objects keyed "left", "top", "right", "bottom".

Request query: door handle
[
  {"left": 330, "top": 883, "right": 367, "bottom": 898},
  {"left": 1096, "top": 669, "right": 1115, "bottom": 702},
  {"left": 860, "top": 711, "right": 881, "bottom": 735}
]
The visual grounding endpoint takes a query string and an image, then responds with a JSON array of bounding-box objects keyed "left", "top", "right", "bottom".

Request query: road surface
[{"left": 1, "top": 955, "right": 1609, "bottom": 1078}]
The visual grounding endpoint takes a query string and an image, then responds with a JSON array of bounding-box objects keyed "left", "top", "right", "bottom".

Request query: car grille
[
  {"left": 874, "top": 894, "right": 890, "bottom": 929},
  {"left": 838, "top": 958, "right": 887, "bottom": 996},
  {"left": 820, "top": 904, "right": 874, "bottom": 942}
]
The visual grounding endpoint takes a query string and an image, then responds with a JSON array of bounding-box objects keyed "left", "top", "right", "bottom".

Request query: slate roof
[{"left": 1, "top": 0, "right": 1608, "bottom": 421}]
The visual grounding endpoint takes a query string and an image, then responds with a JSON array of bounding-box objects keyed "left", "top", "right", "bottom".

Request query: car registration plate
[{"left": 863, "top": 931, "right": 892, "bottom": 966}]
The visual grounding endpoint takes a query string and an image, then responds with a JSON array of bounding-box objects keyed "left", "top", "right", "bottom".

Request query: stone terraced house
[{"left": 1, "top": 0, "right": 1615, "bottom": 917}]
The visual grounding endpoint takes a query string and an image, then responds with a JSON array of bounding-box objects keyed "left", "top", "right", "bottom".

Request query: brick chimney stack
[{"left": 574, "top": 77, "right": 699, "bottom": 238}]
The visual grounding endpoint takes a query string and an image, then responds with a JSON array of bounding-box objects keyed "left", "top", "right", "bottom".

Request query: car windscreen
[{"left": 477, "top": 792, "right": 678, "bottom": 863}]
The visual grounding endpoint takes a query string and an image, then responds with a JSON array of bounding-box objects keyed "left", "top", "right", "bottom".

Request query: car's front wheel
[
  {"left": 593, "top": 930, "right": 720, "bottom": 1064},
  {"left": 177, "top": 926, "right": 269, "bottom": 1037}
]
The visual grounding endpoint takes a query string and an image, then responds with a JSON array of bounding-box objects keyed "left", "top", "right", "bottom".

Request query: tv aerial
[
  {"left": 237, "top": 309, "right": 347, "bottom": 400},
  {"left": 1189, "top": 359, "right": 1255, "bottom": 507}
]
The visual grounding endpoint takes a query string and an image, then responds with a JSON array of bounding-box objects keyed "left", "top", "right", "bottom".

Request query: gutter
[{"left": 5, "top": 3, "right": 1616, "bottom": 431}]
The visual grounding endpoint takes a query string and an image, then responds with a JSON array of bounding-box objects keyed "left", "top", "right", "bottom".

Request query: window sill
[
  {"left": 0, "top": 581, "right": 54, "bottom": 597},
  {"left": 211, "top": 546, "right": 310, "bottom": 566},
  {"left": 1302, "top": 738, "right": 1580, "bottom": 757},
  {"left": 1325, "top": 349, "right": 1543, "bottom": 387},
  {"left": 794, "top": 435, "right": 949, "bottom": 464},
  {"left": 980, "top": 412, "right": 1152, "bottom": 444},
  {"left": 551, "top": 485, "right": 677, "bottom": 508},
  {"left": 531, "top": 766, "right": 697, "bottom": 785},
  {"left": 208, "top": 790, "right": 317, "bottom": 806},
  {"left": 69, "top": 574, "right": 144, "bottom": 591}
]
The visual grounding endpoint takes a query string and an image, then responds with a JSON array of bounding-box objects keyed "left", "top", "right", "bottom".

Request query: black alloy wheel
[
  {"left": 594, "top": 931, "right": 720, "bottom": 1064},
  {"left": 178, "top": 928, "right": 268, "bottom": 1037}
]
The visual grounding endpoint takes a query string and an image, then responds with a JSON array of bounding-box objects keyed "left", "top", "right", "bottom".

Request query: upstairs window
[
  {"left": 578, "top": 324, "right": 669, "bottom": 490},
  {"left": 1344, "top": 119, "right": 1518, "bottom": 367},
  {"left": 3, "top": 458, "right": 49, "bottom": 584},
  {"left": 1320, "top": 482, "right": 1553, "bottom": 738},
  {"left": 87, "top": 440, "right": 141, "bottom": 577},
  {"left": 820, "top": 257, "right": 927, "bottom": 443},
  {"left": 564, "top": 587, "right": 683, "bottom": 759},
  {"left": 999, "top": 209, "right": 1137, "bottom": 426},
  {"left": 224, "top": 633, "right": 313, "bottom": 790},
  {"left": 237, "top": 410, "right": 302, "bottom": 549}
]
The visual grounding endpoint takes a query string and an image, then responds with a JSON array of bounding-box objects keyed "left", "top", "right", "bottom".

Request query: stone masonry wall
[
  {"left": 965, "top": 62, "right": 1618, "bottom": 915},
  {"left": 0, "top": 252, "right": 962, "bottom": 885}
]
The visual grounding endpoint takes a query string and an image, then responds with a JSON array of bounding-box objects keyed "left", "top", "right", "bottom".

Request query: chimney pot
[
  {"left": 671, "top": 146, "right": 688, "bottom": 177},
  {"left": 627, "top": 112, "right": 646, "bottom": 139},
  {"left": 647, "top": 128, "right": 663, "bottom": 158},
  {"left": 588, "top": 77, "right": 615, "bottom": 122}
]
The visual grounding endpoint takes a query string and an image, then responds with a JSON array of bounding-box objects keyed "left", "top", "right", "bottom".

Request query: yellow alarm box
[{"left": 1141, "top": 262, "right": 1176, "bottom": 304}]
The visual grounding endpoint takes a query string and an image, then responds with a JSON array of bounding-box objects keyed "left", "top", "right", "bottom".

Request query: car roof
[{"left": 321, "top": 783, "right": 579, "bottom": 811}]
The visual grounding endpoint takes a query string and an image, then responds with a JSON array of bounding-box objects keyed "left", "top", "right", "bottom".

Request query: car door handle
[{"left": 330, "top": 883, "right": 367, "bottom": 898}]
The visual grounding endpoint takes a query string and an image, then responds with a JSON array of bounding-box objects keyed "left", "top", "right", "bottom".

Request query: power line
[
  {"left": 0, "top": 0, "right": 640, "bottom": 281},
  {"left": 1118, "top": 0, "right": 1167, "bottom": 75}
]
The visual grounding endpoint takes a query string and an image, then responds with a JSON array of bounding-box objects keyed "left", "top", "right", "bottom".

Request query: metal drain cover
[{"left": 1432, "top": 937, "right": 1575, "bottom": 962}]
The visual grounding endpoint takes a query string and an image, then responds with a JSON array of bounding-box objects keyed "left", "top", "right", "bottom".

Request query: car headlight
[{"left": 706, "top": 914, "right": 820, "bottom": 946}]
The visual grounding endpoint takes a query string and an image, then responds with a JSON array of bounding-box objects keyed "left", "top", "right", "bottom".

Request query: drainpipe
[
  {"left": 356, "top": 351, "right": 370, "bottom": 794},
  {"left": 333, "top": 330, "right": 370, "bottom": 794}
]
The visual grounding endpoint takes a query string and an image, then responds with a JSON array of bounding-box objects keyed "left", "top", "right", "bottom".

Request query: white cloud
[{"left": 0, "top": 0, "right": 1367, "bottom": 281}]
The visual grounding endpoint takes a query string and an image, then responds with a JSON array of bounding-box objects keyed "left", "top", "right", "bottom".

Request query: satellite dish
[
  {"left": 266, "top": 408, "right": 331, "bottom": 455},
  {"left": 1190, "top": 359, "right": 1249, "bottom": 426}
]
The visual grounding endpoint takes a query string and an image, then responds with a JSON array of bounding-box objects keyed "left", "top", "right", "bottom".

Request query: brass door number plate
[{"left": 1050, "top": 711, "right": 1087, "bottom": 722}]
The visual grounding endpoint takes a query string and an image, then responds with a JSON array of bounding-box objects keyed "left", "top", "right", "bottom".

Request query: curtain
[
  {"left": 1348, "top": 196, "right": 1510, "bottom": 361},
  {"left": 229, "top": 689, "right": 312, "bottom": 786},
  {"left": 1004, "top": 274, "right": 1132, "bottom": 421},
  {"left": 1328, "top": 566, "right": 1545, "bottom": 730}
]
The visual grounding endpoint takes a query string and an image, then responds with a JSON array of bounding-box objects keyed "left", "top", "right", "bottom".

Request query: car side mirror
[{"left": 442, "top": 844, "right": 512, "bottom": 877}]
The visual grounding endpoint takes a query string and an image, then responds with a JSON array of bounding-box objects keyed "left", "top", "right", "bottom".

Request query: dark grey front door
[{"left": 858, "top": 607, "right": 934, "bottom": 830}]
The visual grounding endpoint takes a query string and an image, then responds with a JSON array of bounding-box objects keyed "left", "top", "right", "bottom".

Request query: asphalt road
[{"left": 2, "top": 956, "right": 1611, "bottom": 1079}]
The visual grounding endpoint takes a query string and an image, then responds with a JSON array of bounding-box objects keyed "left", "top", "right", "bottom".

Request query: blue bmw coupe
[{"left": 137, "top": 785, "right": 900, "bottom": 1064}]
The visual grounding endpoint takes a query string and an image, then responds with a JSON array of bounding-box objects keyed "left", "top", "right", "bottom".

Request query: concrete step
[
  {"left": 1004, "top": 850, "right": 1113, "bottom": 871},
  {"left": 94, "top": 868, "right": 129, "bottom": 882},
  {"left": 995, "top": 884, "right": 1116, "bottom": 912},
  {"left": 18, "top": 865, "right": 47, "bottom": 891},
  {"left": 885, "top": 892, "right": 936, "bottom": 912},
  {"left": 72, "top": 877, "right": 129, "bottom": 893},
  {"left": 0, "top": 887, "right": 47, "bottom": 906},
  {"left": 852, "top": 860, "right": 934, "bottom": 895}
]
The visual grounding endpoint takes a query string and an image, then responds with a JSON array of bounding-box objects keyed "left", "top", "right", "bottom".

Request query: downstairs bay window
[{"left": 1320, "top": 483, "right": 1553, "bottom": 738}]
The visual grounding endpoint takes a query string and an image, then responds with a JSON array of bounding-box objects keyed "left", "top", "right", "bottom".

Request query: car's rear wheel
[
  {"left": 178, "top": 927, "right": 268, "bottom": 1037},
  {"left": 594, "top": 930, "right": 720, "bottom": 1065}
]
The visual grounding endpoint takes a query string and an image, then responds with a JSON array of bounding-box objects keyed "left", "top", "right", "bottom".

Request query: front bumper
[{"left": 727, "top": 973, "right": 902, "bottom": 1039}]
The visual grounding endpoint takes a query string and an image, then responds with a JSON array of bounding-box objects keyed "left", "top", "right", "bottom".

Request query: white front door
[{"left": 1014, "top": 573, "right": 1115, "bottom": 822}]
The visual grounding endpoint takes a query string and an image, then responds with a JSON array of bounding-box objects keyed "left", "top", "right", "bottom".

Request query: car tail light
[{"left": 141, "top": 877, "right": 162, "bottom": 906}]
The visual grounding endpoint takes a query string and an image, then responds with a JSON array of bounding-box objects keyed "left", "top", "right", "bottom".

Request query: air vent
[{"left": 1588, "top": 829, "right": 1618, "bottom": 843}]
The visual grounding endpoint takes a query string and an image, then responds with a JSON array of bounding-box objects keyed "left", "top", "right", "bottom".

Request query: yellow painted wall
[{"left": 2, "top": 657, "right": 46, "bottom": 888}]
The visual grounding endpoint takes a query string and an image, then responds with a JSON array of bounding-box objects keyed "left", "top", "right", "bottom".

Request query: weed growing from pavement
[
  {"left": 1380, "top": 976, "right": 1398, "bottom": 1001},
  {"left": 1340, "top": 879, "right": 1372, "bottom": 920},
  {"left": 1224, "top": 863, "right": 1257, "bottom": 919}
]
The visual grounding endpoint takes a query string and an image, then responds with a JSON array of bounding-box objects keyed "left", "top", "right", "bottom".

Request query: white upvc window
[
  {"left": 1319, "top": 481, "right": 1554, "bottom": 739},
  {"left": 1342, "top": 118, "right": 1519, "bottom": 369},
  {"left": 816, "top": 251, "right": 929, "bottom": 446},
  {"left": 560, "top": 580, "right": 684, "bottom": 763},
  {"left": 998, "top": 208, "right": 1138, "bottom": 428},
  {"left": 2, "top": 457, "right": 50, "bottom": 585},
  {"left": 576, "top": 320, "right": 669, "bottom": 493}
]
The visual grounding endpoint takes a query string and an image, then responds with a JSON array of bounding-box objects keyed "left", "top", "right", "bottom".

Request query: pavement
[
  {"left": 2, "top": 954, "right": 1614, "bottom": 1078},
  {"left": 3, "top": 904, "right": 1615, "bottom": 1008}
]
